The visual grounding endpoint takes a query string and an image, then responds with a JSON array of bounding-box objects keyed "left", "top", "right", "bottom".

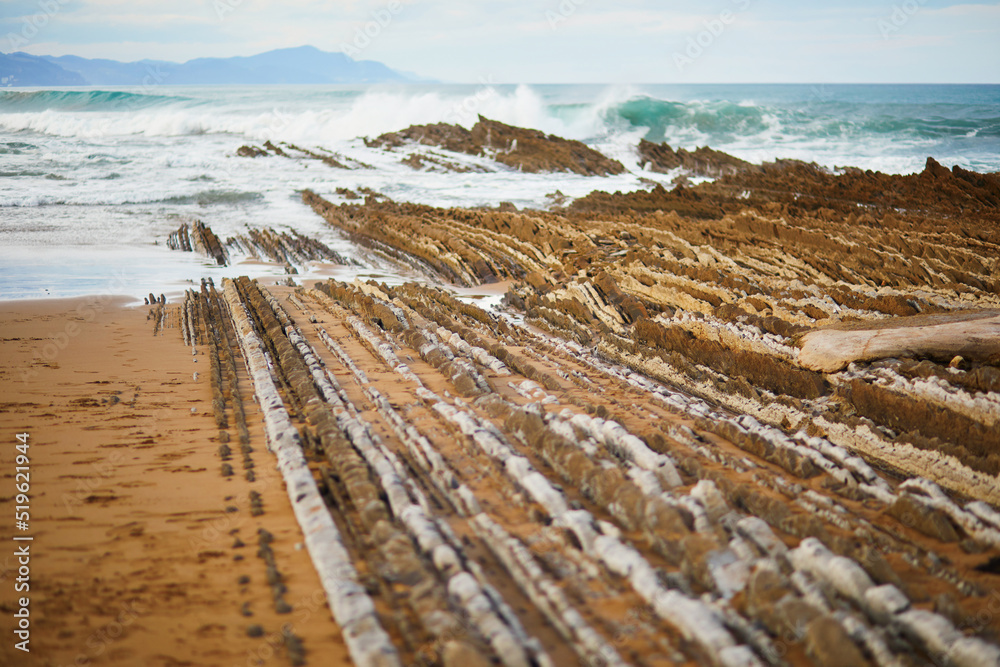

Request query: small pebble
[{"left": 246, "top": 625, "right": 264, "bottom": 638}]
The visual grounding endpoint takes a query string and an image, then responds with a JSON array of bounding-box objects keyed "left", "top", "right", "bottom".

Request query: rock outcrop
[
  {"left": 637, "top": 138, "right": 753, "bottom": 178},
  {"left": 368, "top": 116, "right": 627, "bottom": 176},
  {"left": 174, "top": 137, "right": 1000, "bottom": 666}
]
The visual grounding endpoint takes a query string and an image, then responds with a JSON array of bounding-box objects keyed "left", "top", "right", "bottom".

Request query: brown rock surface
[
  {"left": 637, "top": 138, "right": 753, "bottom": 178},
  {"left": 368, "top": 115, "right": 627, "bottom": 176}
]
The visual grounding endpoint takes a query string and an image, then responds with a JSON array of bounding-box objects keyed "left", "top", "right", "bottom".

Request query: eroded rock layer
[
  {"left": 299, "top": 158, "right": 1000, "bottom": 495},
  {"left": 167, "top": 222, "right": 357, "bottom": 273},
  {"left": 367, "top": 116, "right": 627, "bottom": 176},
  {"left": 637, "top": 139, "right": 754, "bottom": 178},
  {"left": 176, "top": 269, "right": 1000, "bottom": 667},
  {"left": 167, "top": 143, "right": 1000, "bottom": 666}
]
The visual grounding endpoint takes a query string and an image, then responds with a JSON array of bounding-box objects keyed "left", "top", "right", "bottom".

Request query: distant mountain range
[{"left": 0, "top": 46, "right": 419, "bottom": 86}]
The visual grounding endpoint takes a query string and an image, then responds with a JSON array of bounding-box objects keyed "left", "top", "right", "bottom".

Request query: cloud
[{"left": 2, "top": 0, "right": 996, "bottom": 82}]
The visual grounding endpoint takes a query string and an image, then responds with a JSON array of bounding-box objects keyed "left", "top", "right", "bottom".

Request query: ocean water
[{"left": 1, "top": 83, "right": 998, "bottom": 301}]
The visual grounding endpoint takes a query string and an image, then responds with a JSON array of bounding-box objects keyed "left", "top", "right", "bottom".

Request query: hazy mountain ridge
[
  {"left": 0, "top": 52, "right": 87, "bottom": 86},
  {"left": 0, "top": 46, "right": 412, "bottom": 86}
]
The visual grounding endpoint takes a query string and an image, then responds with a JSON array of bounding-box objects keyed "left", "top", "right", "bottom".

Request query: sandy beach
[{"left": 0, "top": 296, "right": 351, "bottom": 667}]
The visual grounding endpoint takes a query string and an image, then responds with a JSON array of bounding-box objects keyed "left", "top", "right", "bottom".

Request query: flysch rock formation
[
  {"left": 162, "top": 128, "right": 1000, "bottom": 666},
  {"left": 171, "top": 266, "right": 1000, "bottom": 667},
  {"left": 366, "top": 116, "right": 628, "bottom": 176},
  {"left": 637, "top": 139, "right": 755, "bottom": 179},
  {"left": 167, "top": 221, "right": 358, "bottom": 273},
  {"left": 236, "top": 140, "right": 372, "bottom": 169}
]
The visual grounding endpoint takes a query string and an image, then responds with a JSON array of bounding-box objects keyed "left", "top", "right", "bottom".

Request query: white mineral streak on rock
[
  {"left": 548, "top": 281, "right": 626, "bottom": 334},
  {"left": 287, "top": 291, "right": 308, "bottom": 313},
  {"left": 626, "top": 464, "right": 663, "bottom": 497},
  {"left": 419, "top": 333, "right": 455, "bottom": 363},
  {"left": 895, "top": 609, "right": 963, "bottom": 660},
  {"left": 535, "top": 325, "right": 909, "bottom": 507},
  {"left": 946, "top": 638, "right": 1000, "bottom": 667},
  {"left": 472, "top": 515, "right": 628, "bottom": 667},
  {"left": 563, "top": 412, "right": 682, "bottom": 488},
  {"left": 792, "top": 432, "right": 889, "bottom": 491},
  {"left": 705, "top": 598, "right": 782, "bottom": 665},
  {"left": 221, "top": 280, "right": 400, "bottom": 667},
  {"left": 446, "top": 573, "right": 532, "bottom": 667},
  {"left": 292, "top": 301, "right": 542, "bottom": 665},
  {"left": 368, "top": 385, "right": 479, "bottom": 516},
  {"left": 509, "top": 379, "right": 556, "bottom": 404},
  {"left": 317, "top": 327, "right": 368, "bottom": 384},
  {"left": 814, "top": 417, "right": 1000, "bottom": 505},
  {"left": 426, "top": 391, "right": 757, "bottom": 665},
  {"left": 286, "top": 326, "right": 344, "bottom": 405},
  {"left": 655, "top": 310, "right": 800, "bottom": 361},
  {"left": 882, "top": 369, "right": 1000, "bottom": 428},
  {"left": 707, "top": 548, "right": 752, "bottom": 600},
  {"left": 690, "top": 480, "right": 731, "bottom": 523},
  {"left": 899, "top": 479, "right": 1000, "bottom": 549},
  {"left": 353, "top": 282, "right": 411, "bottom": 328},
  {"left": 340, "top": 410, "right": 536, "bottom": 667},
  {"left": 789, "top": 538, "right": 873, "bottom": 605},
  {"left": 594, "top": 535, "right": 761, "bottom": 667},
  {"left": 838, "top": 613, "right": 904, "bottom": 667},
  {"left": 798, "top": 315, "right": 1000, "bottom": 372},
  {"left": 549, "top": 412, "right": 600, "bottom": 457},
  {"left": 735, "top": 517, "right": 788, "bottom": 559},
  {"left": 182, "top": 296, "right": 194, "bottom": 346},
  {"left": 346, "top": 315, "right": 423, "bottom": 385},
  {"left": 437, "top": 326, "right": 510, "bottom": 375},
  {"left": 966, "top": 501, "right": 1000, "bottom": 532},
  {"left": 836, "top": 363, "right": 1000, "bottom": 430},
  {"left": 862, "top": 585, "right": 910, "bottom": 623},
  {"left": 735, "top": 415, "right": 855, "bottom": 481},
  {"left": 530, "top": 311, "right": 996, "bottom": 506}
]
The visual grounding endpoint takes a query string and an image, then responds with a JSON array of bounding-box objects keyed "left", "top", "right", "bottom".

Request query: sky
[{"left": 1, "top": 0, "right": 998, "bottom": 83}]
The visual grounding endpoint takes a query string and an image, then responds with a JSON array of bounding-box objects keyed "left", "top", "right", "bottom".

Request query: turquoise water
[
  {"left": 1, "top": 83, "right": 997, "bottom": 300},
  {"left": 3, "top": 83, "right": 998, "bottom": 172}
]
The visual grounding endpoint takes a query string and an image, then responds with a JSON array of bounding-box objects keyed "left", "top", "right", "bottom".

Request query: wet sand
[{"left": 0, "top": 297, "right": 350, "bottom": 667}]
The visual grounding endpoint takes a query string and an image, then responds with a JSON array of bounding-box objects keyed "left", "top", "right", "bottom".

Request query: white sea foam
[{"left": 2, "top": 83, "right": 997, "bottom": 300}]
